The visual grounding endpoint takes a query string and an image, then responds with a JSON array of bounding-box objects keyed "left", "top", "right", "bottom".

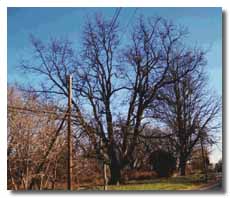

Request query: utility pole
[{"left": 67, "top": 75, "right": 73, "bottom": 190}]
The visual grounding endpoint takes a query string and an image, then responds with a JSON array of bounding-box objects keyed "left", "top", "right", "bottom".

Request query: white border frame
[{"left": 0, "top": 1, "right": 228, "bottom": 197}]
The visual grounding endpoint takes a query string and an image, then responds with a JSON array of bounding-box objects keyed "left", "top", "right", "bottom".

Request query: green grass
[
  {"left": 90, "top": 175, "right": 208, "bottom": 191},
  {"left": 106, "top": 182, "right": 201, "bottom": 190}
]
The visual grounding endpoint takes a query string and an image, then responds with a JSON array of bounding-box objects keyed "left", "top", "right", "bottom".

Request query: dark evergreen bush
[{"left": 150, "top": 150, "right": 177, "bottom": 177}]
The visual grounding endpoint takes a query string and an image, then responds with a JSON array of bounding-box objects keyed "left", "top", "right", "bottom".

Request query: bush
[
  {"left": 150, "top": 150, "right": 176, "bottom": 177},
  {"left": 215, "top": 159, "right": 222, "bottom": 172},
  {"left": 123, "top": 170, "right": 158, "bottom": 181}
]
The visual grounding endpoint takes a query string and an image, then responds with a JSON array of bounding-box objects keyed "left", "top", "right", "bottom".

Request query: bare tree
[
  {"left": 18, "top": 14, "right": 218, "bottom": 184},
  {"left": 8, "top": 86, "right": 67, "bottom": 190},
  {"left": 149, "top": 53, "right": 221, "bottom": 175}
]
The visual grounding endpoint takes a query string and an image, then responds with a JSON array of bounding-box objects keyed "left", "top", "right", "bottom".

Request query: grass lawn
[
  {"left": 90, "top": 174, "right": 215, "bottom": 191},
  {"left": 106, "top": 182, "right": 202, "bottom": 190}
]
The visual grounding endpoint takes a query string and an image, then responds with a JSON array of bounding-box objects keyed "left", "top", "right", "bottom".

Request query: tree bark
[
  {"left": 108, "top": 146, "right": 121, "bottom": 185},
  {"left": 179, "top": 157, "right": 186, "bottom": 176},
  {"left": 109, "top": 163, "right": 121, "bottom": 185}
]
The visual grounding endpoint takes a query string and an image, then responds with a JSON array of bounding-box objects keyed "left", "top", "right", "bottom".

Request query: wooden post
[
  {"left": 103, "top": 163, "right": 108, "bottom": 190},
  {"left": 67, "top": 75, "right": 73, "bottom": 190}
]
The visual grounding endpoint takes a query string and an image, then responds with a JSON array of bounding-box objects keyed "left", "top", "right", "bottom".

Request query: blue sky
[
  {"left": 8, "top": 7, "right": 222, "bottom": 95},
  {"left": 7, "top": 7, "right": 222, "bottom": 163}
]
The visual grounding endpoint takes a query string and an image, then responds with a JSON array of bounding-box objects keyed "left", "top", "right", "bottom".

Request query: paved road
[
  {"left": 209, "top": 182, "right": 222, "bottom": 191},
  {"left": 200, "top": 181, "right": 222, "bottom": 191}
]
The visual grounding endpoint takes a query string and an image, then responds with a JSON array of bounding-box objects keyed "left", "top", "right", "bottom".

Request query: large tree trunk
[
  {"left": 109, "top": 163, "right": 121, "bottom": 185},
  {"left": 108, "top": 146, "right": 122, "bottom": 185},
  {"left": 179, "top": 156, "right": 187, "bottom": 176}
]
